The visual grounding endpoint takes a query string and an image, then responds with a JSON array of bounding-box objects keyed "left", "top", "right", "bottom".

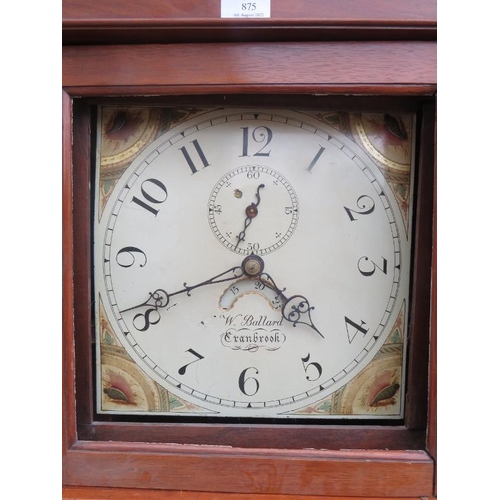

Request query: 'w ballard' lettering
[{"left": 221, "top": 314, "right": 284, "bottom": 327}]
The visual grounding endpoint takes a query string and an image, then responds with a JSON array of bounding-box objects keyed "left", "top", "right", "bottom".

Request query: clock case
[{"left": 63, "top": 3, "right": 436, "bottom": 499}]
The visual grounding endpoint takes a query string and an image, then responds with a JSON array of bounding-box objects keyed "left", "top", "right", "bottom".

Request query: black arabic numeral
[
  {"left": 180, "top": 139, "right": 210, "bottom": 174},
  {"left": 240, "top": 126, "right": 273, "bottom": 157},
  {"left": 357, "top": 256, "right": 388, "bottom": 277},
  {"left": 131, "top": 178, "right": 168, "bottom": 216},
  {"left": 254, "top": 280, "right": 265, "bottom": 291},
  {"left": 344, "top": 316, "right": 369, "bottom": 343},
  {"left": 344, "top": 195, "right": 375, "bottom": 221},
  {"left": 301, "top": 353, "right": 323, "bottom": 382},
  {"left": 133, "top": 307, "right": 161, "bottom": 332},
  {"left": 247, "top": 242, "right": 260, "bottom": 252},
  {"left": 239, "top": 367, "right": 260, "bottom": 396},
  {"left": 246, "top": 170, "right": 260, "bottom": 179},
  {"left": 178, "top": 349, "right": 205, "bottom": 375},
  {"left": 116, "top": 246, "right": 147, "bottom": 268},
  {"left": 306, "top": 146, "right": 326, "bottom": 172}
]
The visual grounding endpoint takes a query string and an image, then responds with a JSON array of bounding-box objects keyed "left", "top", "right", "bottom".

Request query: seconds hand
[{"left": 234, "top": 184, "right": 265, "bottom": 249}]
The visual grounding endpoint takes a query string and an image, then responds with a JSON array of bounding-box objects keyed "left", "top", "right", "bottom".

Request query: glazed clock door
[{"left": 94, "top": 107, "right": 414, "bottom": 419}]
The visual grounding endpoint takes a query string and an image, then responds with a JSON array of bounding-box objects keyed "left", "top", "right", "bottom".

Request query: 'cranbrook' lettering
[{"left": 220, "top": 327, "right": 286, "bottom": 352}]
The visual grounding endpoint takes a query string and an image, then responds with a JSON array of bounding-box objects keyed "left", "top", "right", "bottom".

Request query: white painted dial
[{"left": 94, "top": 108, "right": 412, "bottom": 418}]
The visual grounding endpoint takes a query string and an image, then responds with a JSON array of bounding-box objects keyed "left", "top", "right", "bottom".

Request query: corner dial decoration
[{"left": 94, "top": 108, "right": 413, "bottom": 418}]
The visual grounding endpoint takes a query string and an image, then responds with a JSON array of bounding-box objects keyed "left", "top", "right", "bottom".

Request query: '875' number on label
[{"left": 221, "top": 0, "right": 270, "bottom": 18}]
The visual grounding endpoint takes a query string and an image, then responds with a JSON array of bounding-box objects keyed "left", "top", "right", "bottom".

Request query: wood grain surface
[
  {"left": 62, "top": 0, "right": 436, "bottom": 44},
  {"left": 63, "top": 42, "right": 436, "bottom": 96},
  {"left": 64, "top": 442, "right": 434, "bottom": 497},
  {"left": 62, "top": 89, "right": 76, "bottom": 455},
  {"left": 63, "top": 0, "right": 436, "bottom": 24},
  {"left": 63, "top": 486, "right": 434, "bottom": 500}
]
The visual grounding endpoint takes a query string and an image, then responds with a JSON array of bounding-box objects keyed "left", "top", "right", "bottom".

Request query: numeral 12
[{"left": 240, "top": 126, "right": 273, "bottom": 157}]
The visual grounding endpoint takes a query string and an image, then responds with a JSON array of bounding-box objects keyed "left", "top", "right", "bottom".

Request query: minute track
[{"left": 95, "top": 107, "right": 412, "bottom": 418}]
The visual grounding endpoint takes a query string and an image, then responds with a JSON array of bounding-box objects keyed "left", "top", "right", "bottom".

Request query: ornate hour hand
[
  {"left": 279, "top": 295, "right": 323, "bottom": 338},
  {"left": 241, "top": 255, "right": 324, "bottom": 338},
  {"left": 234, "top": 183, "right": 265, "bottom": 249},
  {"left": 119, "top": 254, "right": 322, "bottom": 338}
]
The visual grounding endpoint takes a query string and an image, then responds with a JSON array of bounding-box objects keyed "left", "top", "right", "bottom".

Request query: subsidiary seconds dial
[{"left": 208, "top": 165, "right": 299, "bottom": 255}]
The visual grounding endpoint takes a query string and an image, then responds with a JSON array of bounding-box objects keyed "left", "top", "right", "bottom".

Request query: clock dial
[
  {"left": 208, "top": 165, "right": 299, "bottom": 255},
  {"left": 95, "top": 108, "right": 413, "bottom": 418}
]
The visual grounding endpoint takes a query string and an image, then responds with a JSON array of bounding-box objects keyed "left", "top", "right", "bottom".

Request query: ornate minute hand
[
  {"left": 119, "top": 264, "right": 246, "bottom": 315},
  {"left": 241, "top": 255, "right": 324, "bottom": 338},
  {"left": 120, "top": 254, "right": 323, "bottom": 338},
  {"left": 234, "top": 183, "right": 265, "bottom": 249}
]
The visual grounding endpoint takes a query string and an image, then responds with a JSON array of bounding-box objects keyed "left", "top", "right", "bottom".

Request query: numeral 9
[{"left": 116, "top": 246, "right": 147, "bottom": 268}]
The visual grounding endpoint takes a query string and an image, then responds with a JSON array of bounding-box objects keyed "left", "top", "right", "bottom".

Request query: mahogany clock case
[
  {"left": 63, "top": 2, "right": 436, "bottom": 495},
  {"left": 68, "top": 94, "right": 435, "bottom": 452}
]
